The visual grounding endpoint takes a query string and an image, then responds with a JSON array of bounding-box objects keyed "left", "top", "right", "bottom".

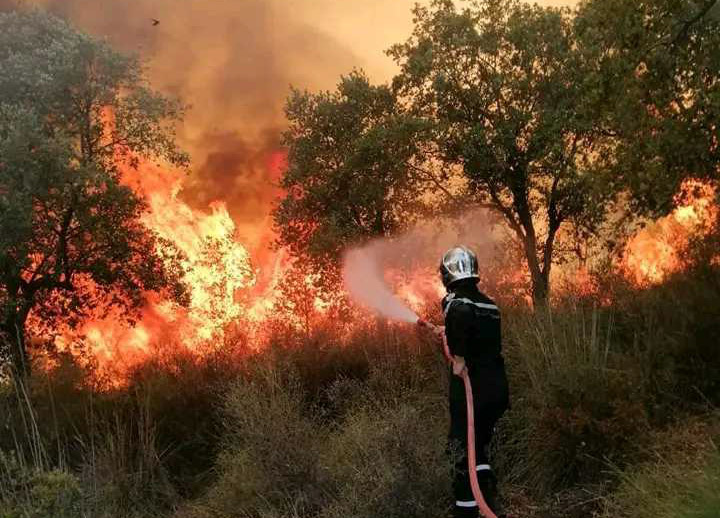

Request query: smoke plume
[
  {"left": 4, "top": 0, "right": 390, "bottom": 256},
  {"left": 342, "top": 210, "right": 503, "bottom": 321}
]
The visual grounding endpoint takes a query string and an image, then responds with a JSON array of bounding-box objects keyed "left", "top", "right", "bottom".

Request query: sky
[{"left": 291, "top": 0, "right": 579, "bottom": 81}]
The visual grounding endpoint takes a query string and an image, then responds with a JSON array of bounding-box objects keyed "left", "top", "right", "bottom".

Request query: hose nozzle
[{"left": 417, "top": 318, "right": 443, "bottom": 338}]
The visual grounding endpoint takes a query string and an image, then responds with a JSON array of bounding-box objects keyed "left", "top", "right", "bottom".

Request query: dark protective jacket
[
  {"left": 442, "top": 279, "right": 509, "bottom": 517},
  {"left": 442, "top": 280, "right": 509, "bottom": 410}
]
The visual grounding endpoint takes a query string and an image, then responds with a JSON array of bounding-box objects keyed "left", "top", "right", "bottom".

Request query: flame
[
  {"left": 47, "top": 154, "right": 714, "bottom": 380},
  {"left": 622, "top": 180, "right": 717, "bottom": 286},
  {"left": 51, "top": 158, "right": 293, "bottom": 378},
  {"left": 389, "top": 268, "right": 445, "bottom": 315}
]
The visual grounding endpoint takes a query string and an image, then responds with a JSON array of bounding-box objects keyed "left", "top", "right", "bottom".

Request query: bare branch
[{"left": 671, "top": 0, "right": 719, "bottom": 46}]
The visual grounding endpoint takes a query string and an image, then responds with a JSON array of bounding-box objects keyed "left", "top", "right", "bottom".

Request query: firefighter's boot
[
  {"left": 452, "top": 504, "right": 479, "bottom": 518},
  {"left": 476, "top": 470, "right": 505, "bottom": 518}
]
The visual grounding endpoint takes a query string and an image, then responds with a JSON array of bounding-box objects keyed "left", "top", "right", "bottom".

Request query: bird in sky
[{"left": 151, "top": 18, "right": 160, "bottom": 26}]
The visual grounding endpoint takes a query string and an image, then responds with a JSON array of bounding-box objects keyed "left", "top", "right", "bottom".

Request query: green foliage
[
  {"left": 0, "top": 10, "right": 189, "bottom": 373},
  {"left": 500, "top": 306, "right": 650, "bottom": 493},
  {"left": 0, "top": 452, "right": 82, "bottom": 518},
  {"left": 601, "top": 416, "right": 720, "bottom": 518},
  {"left": 274, "top": 70, "right": 430, "bottom": 286},
  {"left": 576, "top": 0, "right": 720, "bottom": 213},
  {"left": 389, "top": 0, "right": 614, "bottom": 302}
]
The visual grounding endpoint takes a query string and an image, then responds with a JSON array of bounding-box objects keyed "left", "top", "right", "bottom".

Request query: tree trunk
[
  {"left": 530, "top": 269, "right": 550, "bottom": 308},
  {"left": 519, "top": 231, "right": 551, "bottom": 308},
  {"left": 2, "top": 309, "right": 30, "bottom": 378},
  {"left": 518, "top": 229, "right": 552, "bottom": 308}
]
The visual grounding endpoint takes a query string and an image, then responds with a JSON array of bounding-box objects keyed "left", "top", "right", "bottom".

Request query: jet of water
[{"left": 342, "top": 245, "right": 419, "bottom": 323}]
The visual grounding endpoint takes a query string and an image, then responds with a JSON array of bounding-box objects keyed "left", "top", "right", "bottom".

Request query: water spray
[
  {"left": 343, "top": 246, "right": 421, "bottom": 323},
  {"left": 342, "top": 243, "right": 498, "bottom": 518}
]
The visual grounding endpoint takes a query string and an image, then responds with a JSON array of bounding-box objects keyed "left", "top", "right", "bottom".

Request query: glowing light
[
  {"left": 623, "top": 180, "right": 717, "bottom": 286},
  {"left": 53, "top": 158, "right": 293, "bottom": 379}
]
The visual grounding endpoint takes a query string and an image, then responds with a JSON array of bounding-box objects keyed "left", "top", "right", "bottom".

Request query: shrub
[
  {"left": 184, "top": 324, "right": 451, "bottom": 518},
  {"left": 601, "top": 415, "right": 720, "bottom": 518},
  {"left": 619, "top": 264, "right": 720, "bottom": 411},
  {"left": 499, "top": 305, "right": 650, "bottom": 494},
  {"left": 77, "top": 406, "right": 178, "bottom": 517},
  {"left": 193, "top": 367, "right": 325, "bottom": 518},
  {"left": 0, "top": 451, "right": 82, "bottom": 518},
  {"left": 318, "top": 371, "right": 449, "bottom": 518}
]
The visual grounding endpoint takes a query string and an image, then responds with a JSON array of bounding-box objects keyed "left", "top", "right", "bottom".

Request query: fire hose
[{"left": 418, "top": 319, "right": 498, "bottom": 518}]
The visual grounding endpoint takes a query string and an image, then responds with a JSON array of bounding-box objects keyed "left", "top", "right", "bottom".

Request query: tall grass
[
  {"left": 1, "top": 261, "right": 719, "bottom": 518},
  {"left": 499, "top": 304, "right": 650, "bottom": 494},
  {"left": 601, "top": 415, "right": 720, "bottom": 518},
  {"left": 0, "top": 345, "right": 248, "bottom": 517}
]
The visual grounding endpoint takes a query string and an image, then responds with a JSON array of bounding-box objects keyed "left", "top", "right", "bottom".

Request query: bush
[
  {"left": 184, "top": 324, "right": 451, "bottom": 518},
  {"left": 601, "top": 415, "right": 720, "bottom": 518},
  {"left": 76, "top": 407, "right": 178, "bottom": 517},
  {"left": 496, "top": 261, "right": 720, "bottom": 499},
  {"left": 192, "top": 367, "right": 325, "bottom": 518},
  {"left": 0, "top": 451, "right": 82, "bottom": 518},
  {"left": 318, "top": 376, "right": 449, "bottom": 518},
  {"left": 618, "top": 263, "right": 720, "bottom": 410},
  {"left": 499, "top": 305, "right": 651, "bottom": 494}
]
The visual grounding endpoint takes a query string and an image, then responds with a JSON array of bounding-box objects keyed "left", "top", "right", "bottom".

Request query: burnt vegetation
[{"left": 2, "top": 2, "right": 720, "bottom": 518}]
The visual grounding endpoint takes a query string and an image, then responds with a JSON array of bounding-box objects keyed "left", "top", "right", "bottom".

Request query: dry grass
[{"left": 2, "top": 262, "right": 720, "bottom": 518}]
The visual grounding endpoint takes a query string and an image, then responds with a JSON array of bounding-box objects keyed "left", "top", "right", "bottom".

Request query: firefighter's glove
[
  {"left": 417, "top": 320, "right": 445, "bottom": 342},
  {"left": 452, "top": 356, "right": 467, "bottom": 377}
]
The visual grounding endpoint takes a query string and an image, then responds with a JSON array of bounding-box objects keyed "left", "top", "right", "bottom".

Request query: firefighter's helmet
[{"left": 439, "top": 246, "right": 479, "bottom": 288}]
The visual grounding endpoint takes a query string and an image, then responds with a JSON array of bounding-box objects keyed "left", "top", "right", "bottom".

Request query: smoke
[
  {"left": 343, "top": 245, "right": 420, "bottom": 323},
  {"left": 342, "top": 210, "right": 503, "bottom": 322},
  {"left": 6, "top": 0, "right": 385, "bottom": 256}
]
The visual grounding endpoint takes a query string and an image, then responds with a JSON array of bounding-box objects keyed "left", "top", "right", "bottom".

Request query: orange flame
[
  {"left": 51, "top": 156, "right": 715, "bottom": 379},
  {"left": 52, "top": 158, "right": 293, "bottom": 378},
  {"left": 623, "top": 180, "right": 717, "bottom": 286}
]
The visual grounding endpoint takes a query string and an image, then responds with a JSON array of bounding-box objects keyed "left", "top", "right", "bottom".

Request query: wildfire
[
  {"left": 133, "top": 167, "right": 256, "bottom": 341},
  {"left": 48, "top": 157, "right": 715, "bottom": 379},
  {"left": 53, "top": 159, "right": 293, "bottom": 377},
  {"left": 391, "top": 269, "right": 445, "bottom": 315},
  {"left": 622, "top": 180, "right": 718, "bottom": 285}
]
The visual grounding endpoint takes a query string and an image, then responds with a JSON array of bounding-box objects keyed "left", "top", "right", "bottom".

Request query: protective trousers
[{"left": 448, "top": 377, "right": 505, "bottom": 518}]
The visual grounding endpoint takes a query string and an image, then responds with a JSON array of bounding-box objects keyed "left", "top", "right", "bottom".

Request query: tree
[
  {"left": 575, "top": 0, "right": 720, "bottom": 215},
  {"left": 273, "top": 262, "right": 322, "bottom": 339},
  {"left": 389, "top": 0, "right": 611, "bottom": 305},
  {"left": 0, "top": 11, "right": 189, "bottom": 375},
  {"left": 274, "top": 70, "right": 429, "bottom": 287}
]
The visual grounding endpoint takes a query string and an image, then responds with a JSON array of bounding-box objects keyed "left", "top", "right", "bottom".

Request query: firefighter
[{"left": 439, "top": 246, "right": 510, "bottom": 518}]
